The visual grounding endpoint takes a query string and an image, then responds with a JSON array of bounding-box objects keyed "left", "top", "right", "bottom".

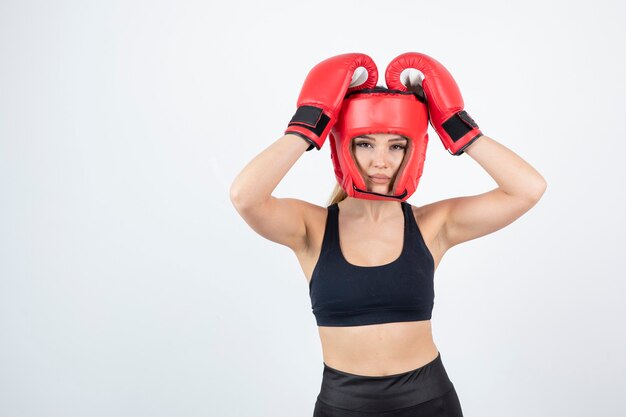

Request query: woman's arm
[
  {"left": 463, "top": 134, "right": 547, "bottom": 198},
  {"left": 230, "top": 54, "right": 378, "bottom": 251},
  {"left": 437, "top": 135, "right": 547, "bottom": 250},
  {"left": 230, "top": 134, "right": 309, "bottom": 207},
  {"left": 229, "top": 134, "right": 313, "bottom": 252}
]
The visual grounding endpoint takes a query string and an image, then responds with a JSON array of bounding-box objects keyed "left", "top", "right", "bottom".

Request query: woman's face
[{"left": 352, "top": 133, "right": 408, "bottom": 194}]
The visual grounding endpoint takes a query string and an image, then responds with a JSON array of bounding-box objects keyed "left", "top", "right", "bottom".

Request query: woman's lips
[{"left": 369, "top": 175, "right": 390, "bottom": 183}]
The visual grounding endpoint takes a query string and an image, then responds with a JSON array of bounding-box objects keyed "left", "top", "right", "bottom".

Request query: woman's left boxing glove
[
  {"left": 386, "top": 52, "right": 483, "bottom": 156},
  {"left": 286, "top": 53, "right": 378, "bottom": 151}
]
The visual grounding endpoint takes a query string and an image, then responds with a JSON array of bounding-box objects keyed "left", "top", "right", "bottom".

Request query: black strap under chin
[{"left": 353, "top": 185, "right": 408, "bottom": 200}]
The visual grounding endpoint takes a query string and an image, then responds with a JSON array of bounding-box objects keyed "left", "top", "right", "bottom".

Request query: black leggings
[{"left": 313, "top": 352, "right": 463, "bottom": 417}]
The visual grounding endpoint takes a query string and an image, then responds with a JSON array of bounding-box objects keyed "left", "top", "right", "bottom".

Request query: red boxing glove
[
  {"left": 286, "top": 53, "right": 378, "bottom": 151},
  {"left": 386, "top": 52, "right": 483, "bottom": 155}
]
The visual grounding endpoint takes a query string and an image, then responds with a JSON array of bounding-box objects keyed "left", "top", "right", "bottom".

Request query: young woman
[{"left": 230, "top": 53, "right": 547, "bottom": 416}]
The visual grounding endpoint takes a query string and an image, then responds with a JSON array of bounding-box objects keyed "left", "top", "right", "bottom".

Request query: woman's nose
[{"left": 372, "top": 149, "right": 390, "bottom": 166}]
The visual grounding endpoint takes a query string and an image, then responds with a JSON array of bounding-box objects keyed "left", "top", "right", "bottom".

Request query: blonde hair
[{"left": 327, "top": 182, "right": 348, "bottom": 206}]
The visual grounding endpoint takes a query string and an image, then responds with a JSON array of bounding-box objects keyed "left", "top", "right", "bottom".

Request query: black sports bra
[{"left": 309, "top": 201, "right": 435, "bottom": 327}]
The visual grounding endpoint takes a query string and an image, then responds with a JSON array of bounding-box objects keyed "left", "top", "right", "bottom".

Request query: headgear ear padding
[{"left": 329, "top": 87, "right": 429, "bottom": 201}]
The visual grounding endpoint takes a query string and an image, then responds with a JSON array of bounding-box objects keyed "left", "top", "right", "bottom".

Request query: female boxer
[{"left": 230, "top": 53, "right": 547, "bottom": 416}]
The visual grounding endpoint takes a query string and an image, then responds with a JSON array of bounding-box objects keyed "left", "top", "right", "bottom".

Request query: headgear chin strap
[{"left": 329, "top": 87, "right": 429, "bottom": 202}]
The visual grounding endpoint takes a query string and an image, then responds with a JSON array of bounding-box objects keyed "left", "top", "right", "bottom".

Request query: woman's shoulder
[
  {"left": 281, "top": 199, "right": 331, "bottom": 255},
  {"left": 408, "top": 199, "right": 452, "bottom": 251},
  {"left": 293, "top": 199, "right": 330, "bottom": 213},
  {"left": 409, "top": 199, "right": 447, "bottom": 222},
  {"left": 412, "top": 197, "right": 453, "bottom": 225},
  {"left": 287, "top": 198, "right": 329, "bottom": 227}
]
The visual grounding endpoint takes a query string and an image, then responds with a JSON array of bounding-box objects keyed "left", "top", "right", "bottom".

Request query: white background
[{"left": 1, "top": 0, "right": 625, "bottom": 416}]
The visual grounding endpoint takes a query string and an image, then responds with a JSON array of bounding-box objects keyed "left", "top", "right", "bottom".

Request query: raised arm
[
  {"left": 438, "top": 135, "right": 547, "bottom": 249},
  {"left": 386, "top": 52, "right": 547, "bottom": 250},
  {"left": 229, "top": 53, "right": 378, "bottom": 252},
  {"left": 229, "top": 134, "right": 311, "bottom": 252}
]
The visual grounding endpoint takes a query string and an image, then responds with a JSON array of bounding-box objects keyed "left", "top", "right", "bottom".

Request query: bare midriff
[{"left": 317, "top": 320, "right": 439, "bottom": 377}]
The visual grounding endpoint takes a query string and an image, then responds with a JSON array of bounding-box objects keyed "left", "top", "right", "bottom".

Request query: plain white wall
[{"left": 1, "top": 0, "right": 625, "bottom": 416}]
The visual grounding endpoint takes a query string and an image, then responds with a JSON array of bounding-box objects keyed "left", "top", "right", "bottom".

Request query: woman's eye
[{"left": 355, "top": 143, "right": 406, "bottom": 150}]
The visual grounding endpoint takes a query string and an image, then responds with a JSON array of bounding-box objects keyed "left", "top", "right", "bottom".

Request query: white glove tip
[
  {"left": 400, "top": 68, "right": 425, "bottom": 89},
  {"left": 349, "top": 67, "right": 369, "bottom": 88}
]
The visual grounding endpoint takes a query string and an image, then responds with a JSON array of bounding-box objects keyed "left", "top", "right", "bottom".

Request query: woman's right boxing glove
[{"left": 285, "top": 53, "right": 378, "bottom": 151}]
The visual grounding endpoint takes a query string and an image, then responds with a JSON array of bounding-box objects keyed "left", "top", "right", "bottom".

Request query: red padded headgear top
[{"left": 329, "top": 87, "right": 429, "bottom": 201}]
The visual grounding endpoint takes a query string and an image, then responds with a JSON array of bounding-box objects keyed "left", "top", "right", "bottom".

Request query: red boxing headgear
[{"left": 329, "top": 87, "right": 429, "bottom": 201}]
